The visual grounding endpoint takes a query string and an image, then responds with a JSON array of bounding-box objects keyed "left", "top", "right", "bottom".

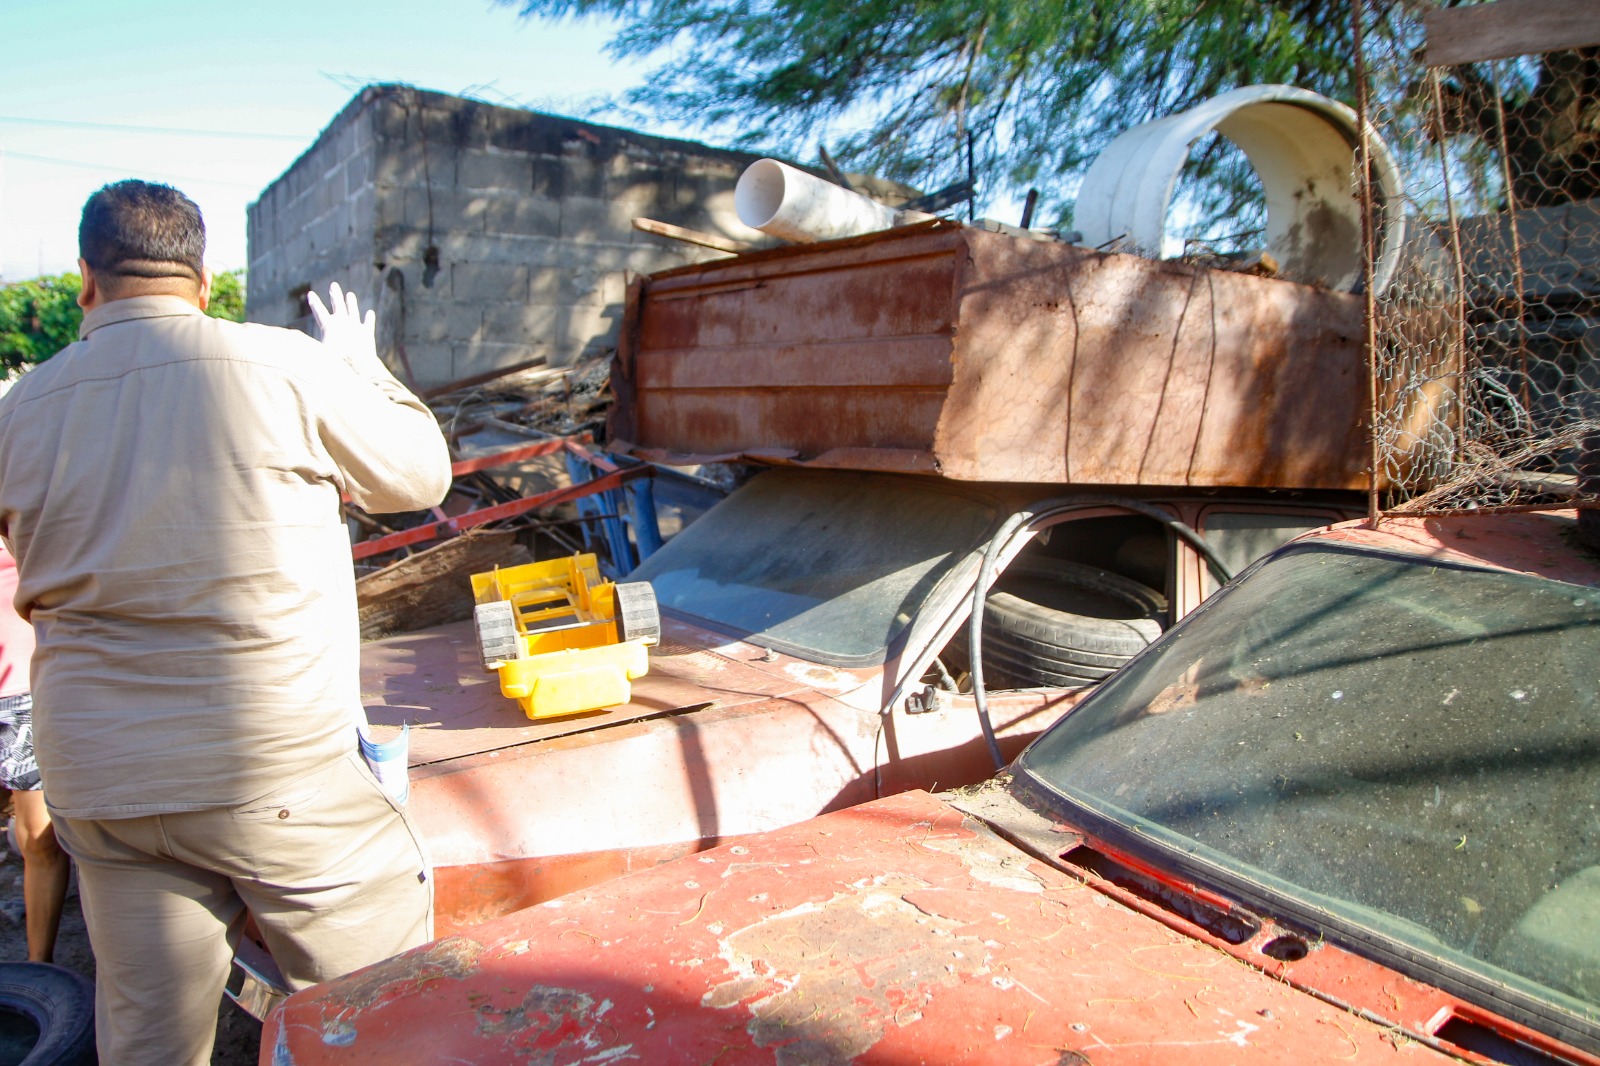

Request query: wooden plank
[
  {"left": 357, "top": 530, "right": 531, "bottom": 640},
  {"left": 632, "top": 217, "right": 751, "bottom": 254},
  {"left": 1423, "top": 0, "right": 1600, "bottom": 66},
  {"left": 420, "top": 358, "right": 552, "bottom": 400}
]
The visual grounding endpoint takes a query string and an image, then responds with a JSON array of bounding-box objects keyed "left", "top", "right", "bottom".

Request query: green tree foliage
[
  {"left": 208, "top": 268, "right": 247, "bottom": 324},
  {"left": 0, "top": 274, "right": 83, "bottom": 374},
  {"left": 505, "top": 0, "right": 1352, "bottom": 228},
  {"left": 506, "top": 0, "right": 1597, "bottom": 234},
  {"left": 0, "top": 269, "right": 246, "bottom": 374}
]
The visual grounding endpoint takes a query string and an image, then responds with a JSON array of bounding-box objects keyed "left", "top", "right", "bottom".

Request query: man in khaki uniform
[{"left": 0, "top": 180, "right": 453, "bottom": 1064}]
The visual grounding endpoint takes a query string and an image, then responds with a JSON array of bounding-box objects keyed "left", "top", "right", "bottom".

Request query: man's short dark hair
[{"left": 78, "top": 180, "right": 206, "bottom": 282}]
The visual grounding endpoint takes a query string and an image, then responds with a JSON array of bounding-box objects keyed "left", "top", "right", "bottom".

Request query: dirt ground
[{"left": 0, "top": 793, "right": 264, "bottom": 1065}]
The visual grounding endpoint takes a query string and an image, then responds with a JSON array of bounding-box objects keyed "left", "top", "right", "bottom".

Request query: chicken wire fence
[{"left": 1356, "top": 2, "right": 1600, "bottom": 515}]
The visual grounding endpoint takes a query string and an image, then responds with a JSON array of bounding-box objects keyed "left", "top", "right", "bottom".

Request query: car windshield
[
  {"left": 630, "top": 470, "right": 999, "bottom": 665},
  {"left": 1018, "top": 542, "right": 1600, "bottom": 1027}
]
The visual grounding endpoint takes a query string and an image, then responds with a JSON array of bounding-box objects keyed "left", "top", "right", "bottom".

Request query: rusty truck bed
[{"left": 611, "top": 219, "right": 1412, "bottom": 489}]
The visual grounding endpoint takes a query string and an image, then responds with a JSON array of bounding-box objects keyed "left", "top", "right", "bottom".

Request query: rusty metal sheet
[
  {"left": 265, "top": 791, "right": 1489, "bottom": 1065},
  {"left": 613, "top": 221, "right": 1410, "bottom": 490}
]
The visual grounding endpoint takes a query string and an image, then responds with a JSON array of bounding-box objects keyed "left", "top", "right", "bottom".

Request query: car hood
[
  {"left": 265, "top": 790, "right": 1466, "bottom": 1065},
  {"left": 360, "top": 614, "right": 878, "bottom": 772}
]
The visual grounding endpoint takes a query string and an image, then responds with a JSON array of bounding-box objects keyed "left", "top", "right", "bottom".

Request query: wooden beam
[
  {"left": 357, "top": 530, "right": 531, "bottom": 640},
  {"left": 631, "top": 217, "right": 752, "bottom": 254},
  {"left": 420, "top": 358, "right": 551, "bottom": 401},
  {"left": 1423, "top": 0, "right": 1600, "bottom": 66}
]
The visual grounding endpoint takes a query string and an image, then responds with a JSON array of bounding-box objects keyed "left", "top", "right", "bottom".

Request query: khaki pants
[{"left": 52, "top": 751, "right": 433, "bottom": 1066}]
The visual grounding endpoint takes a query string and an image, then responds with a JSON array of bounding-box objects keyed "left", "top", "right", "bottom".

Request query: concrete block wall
[{"left": 247, "top": 85, "right": 792, "bottom": 390}]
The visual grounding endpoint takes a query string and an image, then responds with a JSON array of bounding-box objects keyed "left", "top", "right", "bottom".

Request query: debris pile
[{"left": 349, "top": 350, "right": 628, "bottom": 639}]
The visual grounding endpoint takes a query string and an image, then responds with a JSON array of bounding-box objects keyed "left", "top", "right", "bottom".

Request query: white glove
[{"left": 308, "top": 282, "right": 380, "bottom": 372}]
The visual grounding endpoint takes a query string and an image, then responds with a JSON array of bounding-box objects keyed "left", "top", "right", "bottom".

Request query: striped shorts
[{"left": 0, "top": 693, "right": 40, "bottom": 791}]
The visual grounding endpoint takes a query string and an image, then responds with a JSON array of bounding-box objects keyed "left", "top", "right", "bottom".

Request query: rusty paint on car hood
[{"left": 265, "top": 790, "right": 1472, "bottom": 1065}]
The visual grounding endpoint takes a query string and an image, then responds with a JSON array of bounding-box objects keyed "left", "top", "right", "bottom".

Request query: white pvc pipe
[
  {"left": 1075, "top": 85, "right": 1405, "bottom": 293},
  {"left": 735, "top": 158, "right": 906, "bottom": 243}
]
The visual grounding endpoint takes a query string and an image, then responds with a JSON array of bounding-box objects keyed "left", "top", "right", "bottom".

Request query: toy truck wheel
[
  {"left": 614, "top": 582, "right": 660, "bottom": 644},
  {"left": 474, "top": 601, "right": 520, "bottom": 668}
]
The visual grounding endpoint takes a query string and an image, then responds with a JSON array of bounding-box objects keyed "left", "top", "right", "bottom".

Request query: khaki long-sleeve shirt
[{"left": 0, "top": 296, "right": 452, "bottom": 817}]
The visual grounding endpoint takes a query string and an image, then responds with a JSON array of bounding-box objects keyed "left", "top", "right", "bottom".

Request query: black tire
[
  {"left": 614, "top": 582, "right": 660, "bottom": 644},
  {"left": 473, "top": 601, "right": 519, "bottom": 669},
  {"left": 0, "top": 962, "right": 96, "bottom": 1066},
  {"left": 950, "top": 558, "right": 1167, "bottom": 689}
]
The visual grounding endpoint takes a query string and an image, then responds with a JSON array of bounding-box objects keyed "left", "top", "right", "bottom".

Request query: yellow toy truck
[{"left": 471, "top": 553, "right": 660, "bottom": 719}]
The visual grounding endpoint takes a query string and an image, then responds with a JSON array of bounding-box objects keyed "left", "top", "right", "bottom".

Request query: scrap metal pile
[{"left": 344, "top": 353, "right": 643, "bottom": 639}]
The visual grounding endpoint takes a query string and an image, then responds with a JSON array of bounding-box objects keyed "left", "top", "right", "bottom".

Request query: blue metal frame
[{"left": 563, "top": 452, "right": 665, "bottom": 577}]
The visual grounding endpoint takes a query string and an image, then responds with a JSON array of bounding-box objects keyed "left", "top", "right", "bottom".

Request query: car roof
[{"left": 1295, "top": 509, "right": 1600, "bottom": 589}]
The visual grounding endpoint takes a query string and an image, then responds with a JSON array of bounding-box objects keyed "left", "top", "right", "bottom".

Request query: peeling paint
[
  {"left": 321, "top": 936, "right": 484, "bottom": 1014},
  {"left": 704, "top": 874, "right": 990, "bottom": 1063},
  {"left": 476, "top": 985, "right": 629, "bottom": 1060},
  {"left": 918, "top": 819, "right": 1046, "bottom": 894},
  {"left": 783, "top": 660, "right": 856, "bottom": 692}
]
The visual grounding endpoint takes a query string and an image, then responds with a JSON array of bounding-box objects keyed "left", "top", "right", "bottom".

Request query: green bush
[{"left": 0, "top": 269, "right": 246, "bottom": 373}]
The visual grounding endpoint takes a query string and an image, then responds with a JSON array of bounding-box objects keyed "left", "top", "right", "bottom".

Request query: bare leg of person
[{"left": 12, "top": 790, "right": 68, "bottom": 963}]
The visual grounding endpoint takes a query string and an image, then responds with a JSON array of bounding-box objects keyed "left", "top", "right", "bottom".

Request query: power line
[
  {"left": 0, "top": 116, "right": 306, "bottom": 142},
  {"left": 1, "top": 151, "right": 262, "bottom": 190}
]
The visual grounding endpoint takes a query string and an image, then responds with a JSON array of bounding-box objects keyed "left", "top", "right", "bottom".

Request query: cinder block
[
  {"left": 440, "top": 232, "right": 563, "bottom": 266},
  {"left": 553, "top": 151, "right": 604, "bottom": 200},
  {"left": 457, "top": 148, "right": 533, "bottom": 192},
  {"left": 700, "top": 190, "right": 766, "bottom": 244},
  {"left": 560, "top": 197, "right": 634, "bottom": 243},
  {"left": 374, "top": 143, "right": 456, "bottom": 190},
  {"left": 307, "top": 212, "right": 345, "bottom": 256},
  {"left": 451, "top": 339, "right": 553, "bottom": 384},
  {"left": 481, "top": 301, "right": 560, "bottom": 342},
  {"left": 404, "top": 339, "right": 456, "bottom": 389},
  {"left": 402, "top": 187, "right": 490, "bottom": 233},
  {"left": 599, "top": 270, "right": 629, "bottom": 308},
  {"left": 558, "top": 301, "right": 618, "bottom": 348},
  {"left": 526, "top": 266, "right": 607, "bottom": 307},
  {"left": 451, "top": 262, "right": 530, "bottom": 303},
  {"left": 527, "top": 267, "right": 567, "bottom": 305},
  {"left": 483, "top": 194, "right": 561, "bottom": 238},
  {"left": 345, "top": 187, "right": 378, "bottom": 238},
  {"left": 344, "top": 151, "right": 374, "bottom": 197},
  {"left": 368, "top": 95, "right": 411, "bottom": 141},
  {"left": 316, "top": 172, "right": 344, "bottom": 217},
  {"left": 411, "top": 301, "right": 483, "bottom": 345},
  {"left": 421, "top": 102, "right": 490, "bottom": 151},
  {"left": 374, "top": 226, "right": 428, "bottom": 264},
  {"left": 487, "top": 113, "right": 566, "bottom": 156},
  {"left": 605, "top": 167, "right": 675, "bottom": 210}
]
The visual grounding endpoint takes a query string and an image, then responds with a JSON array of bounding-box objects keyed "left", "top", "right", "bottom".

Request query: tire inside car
[{"left": 946, "top": 557, "right": 1168, "bottom": 689}]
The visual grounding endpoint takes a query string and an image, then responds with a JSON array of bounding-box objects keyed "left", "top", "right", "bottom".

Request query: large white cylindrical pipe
[
  {"left": 736, "top": 158, "right": 906, "bottom": 243},
  {"left": 1076, "top": 85, "right": 1405, "bottom": 293}
]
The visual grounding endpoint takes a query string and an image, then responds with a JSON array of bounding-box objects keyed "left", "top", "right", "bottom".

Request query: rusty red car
[{"left": 264, "top": 507, "right": 1600, "bottom": 1064}]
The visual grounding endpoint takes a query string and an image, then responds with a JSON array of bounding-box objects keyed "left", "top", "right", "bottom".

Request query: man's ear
[
  {"left": 196, "top": 268, "right": 212, "bottom": 312},
  {"left": 76, "top": 259, "right": 98, "bottom": 311}
]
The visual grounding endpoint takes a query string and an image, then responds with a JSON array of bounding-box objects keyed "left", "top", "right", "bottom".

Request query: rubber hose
[{"left": 970, "top": 497, "right": 1233, "bottom": 771}]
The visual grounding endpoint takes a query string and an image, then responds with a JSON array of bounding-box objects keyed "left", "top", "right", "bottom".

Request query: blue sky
[{"left": 0, "top": 0, "right": 683, "bottom": 281}]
